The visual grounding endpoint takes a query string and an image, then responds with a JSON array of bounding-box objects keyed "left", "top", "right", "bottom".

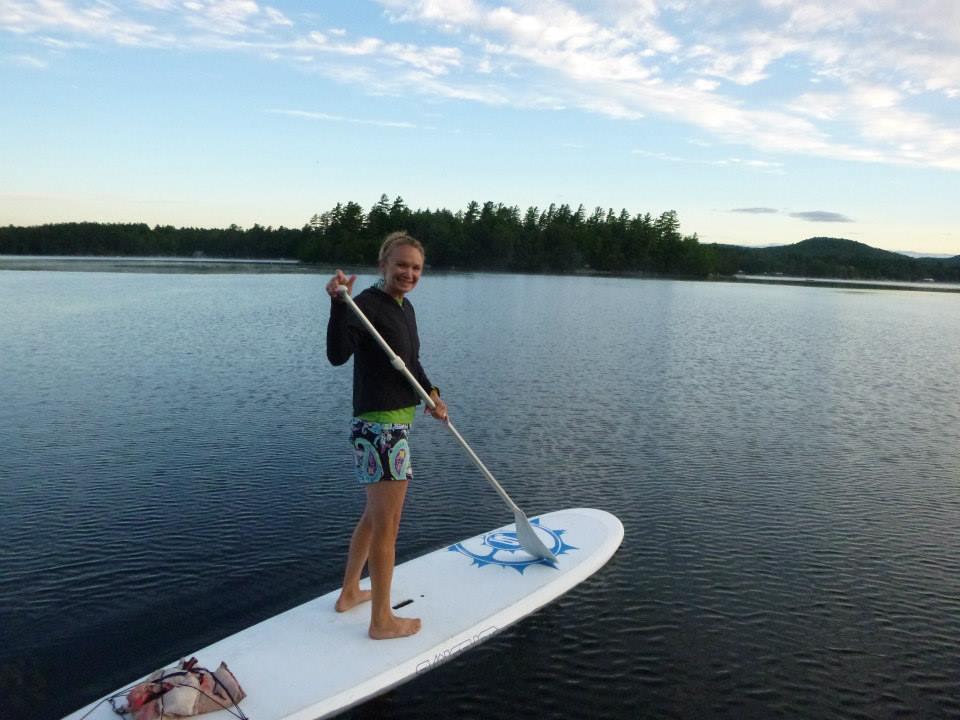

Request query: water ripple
[{"left": 1, "top": 272, "right": 959, "bottom": 719}]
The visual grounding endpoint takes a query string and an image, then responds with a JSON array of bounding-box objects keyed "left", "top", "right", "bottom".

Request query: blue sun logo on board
[{"left": 448, "top": 518, "right": 577, "bottom": 573}]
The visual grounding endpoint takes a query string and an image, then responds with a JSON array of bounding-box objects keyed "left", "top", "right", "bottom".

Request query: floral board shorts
[{"left": 349, "top": 418, "right": 413, "bottom": 484}]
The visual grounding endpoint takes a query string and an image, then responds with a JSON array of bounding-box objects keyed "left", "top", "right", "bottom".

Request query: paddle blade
[{"left": 514, "top": 510, "right": 558, "bottom": 563}]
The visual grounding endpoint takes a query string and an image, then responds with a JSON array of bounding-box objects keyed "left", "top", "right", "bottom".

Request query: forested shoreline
[
  {"left": 2, "top": 195, "right": 958, "bottom": 281},
  {"left": 0, "top": 195, "right": 712, "bottom": 276}
]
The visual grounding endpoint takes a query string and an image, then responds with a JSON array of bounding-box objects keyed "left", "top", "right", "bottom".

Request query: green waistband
[{"left": 358, "top": 406, "right": 416, "bottom": 425}]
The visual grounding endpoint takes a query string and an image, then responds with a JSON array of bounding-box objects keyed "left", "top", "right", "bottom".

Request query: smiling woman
[
  {"left": 379, "top": 231, "right": 424, "bottom": 299},
  {"left": 324, "top": 230, "right": 448, "bottom": 640}
]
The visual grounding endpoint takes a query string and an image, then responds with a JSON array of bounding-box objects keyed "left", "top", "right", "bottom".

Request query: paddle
[{"left": 336, "top": 285, "right": 557, "bottom": 563}]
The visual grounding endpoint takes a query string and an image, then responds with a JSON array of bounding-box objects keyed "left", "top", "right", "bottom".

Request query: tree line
[
  {"left": 2, "top": 195, "right": 957, "bottom": 281},
  {"left": 303, "top": 195, "right": 711, "bottom": 274},
  {"left": 0, "top": 221, "right": 304, "bottom": 261},
  {"left": 0, "top": 195, "right": 715, "bottom": 276}
]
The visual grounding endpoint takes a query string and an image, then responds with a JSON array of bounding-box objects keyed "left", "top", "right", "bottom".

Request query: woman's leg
[
  {"left": 334, "top": 508, "right": 374, "bottom": 612},
  {"left": 364, "top": 479, "right": 421, "bottom": 639}
]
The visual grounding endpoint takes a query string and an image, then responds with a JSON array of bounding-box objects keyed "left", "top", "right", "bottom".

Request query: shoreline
[
  {"left": 725, "top": 273, "right": 960, "bottom": 294},
  {"left": 0, "top": 255, "right": 326, "bottom": 274},
  {"left": 2, "top": 255, "right": 959, "bottom": 293}
]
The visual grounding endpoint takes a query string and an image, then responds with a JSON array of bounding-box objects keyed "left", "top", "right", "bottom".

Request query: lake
[{"left": 2, "top": 268, "right": 959, "bottom": 719}]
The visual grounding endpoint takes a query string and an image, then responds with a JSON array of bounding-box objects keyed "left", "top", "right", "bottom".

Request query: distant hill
[
  {"left": 895, "top": 250, "right": 957, "bottom": 259},
  {"left": 923, "top": 253, "right": 960, "bottom": 264},
  {"left": 711, "top": 237, "right": 960, "bottom": 282}
]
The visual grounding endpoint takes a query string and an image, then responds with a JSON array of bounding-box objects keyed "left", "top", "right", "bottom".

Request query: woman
[{"left": 325, "top": 231, "right": 448, "bottom": 639}]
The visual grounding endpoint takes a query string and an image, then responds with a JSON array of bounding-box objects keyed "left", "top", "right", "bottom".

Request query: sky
[{"left": 1, "top": 0, "right": 958, "bottom": 255}]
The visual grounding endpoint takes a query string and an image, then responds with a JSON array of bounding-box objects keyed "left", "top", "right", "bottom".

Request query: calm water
[{"left": 2, "top": 269, "right": 959, "bottom": 720}]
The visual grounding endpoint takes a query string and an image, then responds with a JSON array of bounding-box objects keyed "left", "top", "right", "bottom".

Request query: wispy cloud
[
  {"left": 267, "top": 109, "right": 417, "bottom": 129},
  {"left": 264, "top": 6, "right": 291, "bottom": 27},
  {"left": 790, "top": 211, "right": 854, "bottom": 223},
  {"left": 182, "top": 0, "right": 263, "bottom": 36},
  {"left": 0, "top": 0, "right": 161, "bottom": 45},
  {"left": 3, "top": 0, "right": 960, "bottom": 172},
  {"left": 732, "top": 207, "right": 854, "bottom": 222},
  {"left": 8, "top": 52, "right": 47, "bottom": 68},
  {"left": 374, "top": 0, "right": 960, "bottom": 170},
  {"left": 633, "top": 149, "right": 724, "bottom": 165},
  {"left": 634, "top": 150, "right": 784, "bottom": 173}
]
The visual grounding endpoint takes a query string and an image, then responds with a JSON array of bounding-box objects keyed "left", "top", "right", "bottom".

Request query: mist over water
[{"left": 2, "top": 269, "right": 959, "bottom": 719}]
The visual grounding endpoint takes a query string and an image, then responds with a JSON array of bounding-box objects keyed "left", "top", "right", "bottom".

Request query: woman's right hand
[{"left": 326, "top": 270, "right": 357, "bottom": 301}]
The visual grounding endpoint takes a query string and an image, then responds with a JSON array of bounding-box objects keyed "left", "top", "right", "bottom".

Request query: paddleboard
[{"left": 65, "top": 507, "right": 623, "bottom": 720}]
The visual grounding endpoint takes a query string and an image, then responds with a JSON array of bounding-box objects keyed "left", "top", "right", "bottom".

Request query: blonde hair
[{"left": 378, "top": 231, "right": 425, "bottom": 265}]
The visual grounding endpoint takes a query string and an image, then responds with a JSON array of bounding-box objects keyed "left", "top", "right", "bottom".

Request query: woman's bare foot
[
  {"left": 335, "top": 588, "right": 372, "bottom": 613},
  {"left": 369, "top": 615, "right": 421, "bottom": 639}
]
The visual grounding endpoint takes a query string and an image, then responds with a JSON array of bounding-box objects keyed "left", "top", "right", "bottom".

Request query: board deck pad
[{"left": 65, "top": 507, "right": 623, "bottom": 720}]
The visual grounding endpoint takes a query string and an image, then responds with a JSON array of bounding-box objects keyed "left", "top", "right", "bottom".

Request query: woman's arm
[{"left": 325, "top": 270, "right": 359, "bottom": 366}]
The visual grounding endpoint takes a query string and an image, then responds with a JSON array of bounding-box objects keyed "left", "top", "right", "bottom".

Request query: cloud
[
  {"left": 4, "top": 0, "right": 960, "bottom": 172},
  {"left": 382, "top": 42, "right": 461, "bottom": 74},
  {"left": 633, "top": 149, "right": 718, "bottom": 164},
  {"left": 301, "top": 31, "right": 462, "bottom": 76},
  {"left": 38, "top": 35, "right": 86, "bottom": 49},
  {"left": 374, "top": 0, "right": 960, "bottom": 171},
  {"left": 691, "top": 32, "right": 803, "bottom": 85},
  {"left": 264, "top": 6, "right": 291, "bottom": 26},
  {"left": 8, "top": 53, "right": 47, "bottom": 68},
  {"left": 182, "top": 0, "right": 261, "bottom": 36},
  {"left": 789, "top": 211, "right": 854, "bottom": 222},
  {"left": 730, "top": 207, "right": 855, "bottom": 223},
  {"left": 729, "top": 158, "right": 784, "bottom": 172},
  {"left": 0, "top": 0, "right": 160, "bottom": 45},
  {"left": 0, "top": 0, "right": 290, "bottom": 43},
  {"left": 267, "top": 109, "right": 417, "bottom": 129},
  {"left": 634, "top": 150, "right": 783, "bottom": 173}
]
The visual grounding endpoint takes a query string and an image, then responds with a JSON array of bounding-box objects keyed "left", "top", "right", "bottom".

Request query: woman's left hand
[{"left": 426, "top": 390, "right": 448, "bottom": 421}]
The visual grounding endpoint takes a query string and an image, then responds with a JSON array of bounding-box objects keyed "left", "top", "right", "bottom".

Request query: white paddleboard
[{"left": 65, "top": 507, "right": 623, "bottom": 720}]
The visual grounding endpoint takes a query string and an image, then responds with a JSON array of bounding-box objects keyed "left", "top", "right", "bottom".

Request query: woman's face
[{"left": 381, "top": 244, "right": 424, "bottom": 299}]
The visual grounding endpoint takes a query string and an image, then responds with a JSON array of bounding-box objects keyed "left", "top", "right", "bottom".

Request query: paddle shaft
[{"left": 336, "top": 286, "right": 521, "bottom": 515}]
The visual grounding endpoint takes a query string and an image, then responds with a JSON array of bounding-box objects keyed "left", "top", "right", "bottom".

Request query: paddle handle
[{"left": 336, "top": 286, "right": 521, "bottom": 515}]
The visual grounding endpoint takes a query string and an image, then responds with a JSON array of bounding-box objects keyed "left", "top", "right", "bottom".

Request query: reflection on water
[{"left": 1, "top": 270, "right": 959, "bottom": 719}]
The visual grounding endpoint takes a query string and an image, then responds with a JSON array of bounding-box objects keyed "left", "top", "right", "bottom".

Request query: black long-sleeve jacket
[{"left": 326, "top": 286, "right": 434, "bottom": 416}]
